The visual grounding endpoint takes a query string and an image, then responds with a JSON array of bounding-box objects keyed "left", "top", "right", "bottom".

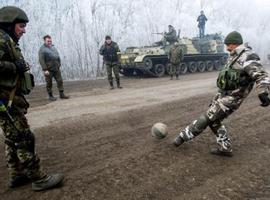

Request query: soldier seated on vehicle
[{"left": 154, "top": 25, "right": 178, "bottom": 46}]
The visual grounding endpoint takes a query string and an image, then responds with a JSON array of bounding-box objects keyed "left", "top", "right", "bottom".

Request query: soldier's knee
[
  {"left": 207, "top": 102, "right": 228, "bottom": 122},
  {"left": 190, "top": 114, "right": 210, "bottom": 134}
]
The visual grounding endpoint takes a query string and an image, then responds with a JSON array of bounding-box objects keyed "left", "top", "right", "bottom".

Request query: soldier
[
  {"left": 164, "top": 25, "right": 177, "bottom": 45},
  {"left": 168, "top": 42, "right": 183, "bottom": 80},
  {"left": 173, "top": 31, "right": 270, "bottom": 157},
  {"left": 38, "top": 35, "right": 69, "bottom": 101},
  {"left": 0, "top": 6, "right": 64, "bottom": 190},
  {"left": 197, "top": 10, "right": 208, "bottom": 38},
  {"left": 99, "top": 35, "right": 122, "bottom": 89}
]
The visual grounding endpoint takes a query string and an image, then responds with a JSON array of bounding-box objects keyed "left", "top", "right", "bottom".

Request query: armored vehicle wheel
[
  {"left": 197, "top": 61, "right": 206, "bottom": 72},
  {"left": 143, "top": 57, "right": 153, "bottom": 69},
  {"left": 214, "top": 60, "right": 222, "bottom": 71},
  {"left": 122, "top": 69, "right": 135, "bottom": 76},
  {"left": 180, "top": 63, "right": 188, "bottom": 74},
  {"left": 205, "top": 61, "right": 214, "bottom": 71},
  {"left": 188, "top": 62, "right": 197, "bottom": 73},
  {"left": 153, "top": 64, "right": 165, "bottom": 77}
]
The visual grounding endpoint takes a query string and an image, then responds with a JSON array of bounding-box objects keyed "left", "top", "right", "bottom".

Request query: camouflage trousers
[
  {"left": 178, "top": 92, "right": 245, "bottom": 151},
  {"left": 106, "top": 62, "right": 120, "bottom": 82},
  {"left": 45, "top": 70, "right": 64, "bottom": 94},
  {"left": 169, "top": 63, "right": 180, "bottom": 78},
  {"left": 0, "top": 100, "right": 45, "bottom": 181}
]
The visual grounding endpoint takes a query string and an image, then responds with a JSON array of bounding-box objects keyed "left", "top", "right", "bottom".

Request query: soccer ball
[{"left": 151, "top": 122, "right": 168, "bottom": 139}]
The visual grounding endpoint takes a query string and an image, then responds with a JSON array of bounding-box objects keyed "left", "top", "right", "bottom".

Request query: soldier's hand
[
  {"left": 44, "top": 70, "right": 50, "bottom": 76},
  {"left": 258, "top": 93, "right": 270, "bottom": 107},
  {"left": 14, "top": 59, "right": 29, "bottom": 75}
]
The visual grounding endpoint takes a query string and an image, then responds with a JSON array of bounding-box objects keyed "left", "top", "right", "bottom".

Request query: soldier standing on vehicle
[
  {"left": 173, "top": 31, "right": 270, "bottom": 157},
  {"left": 38, "top": 35, "right": 69, "bottom": 101},
  {"left": 0, "top": 6, "right": 64, "bottom": 191},
  {"left": 168, "top": 42, "right": 183, "bottom": 80},
  {"left": 164, "top": 25, "right": 178, "bottom": 45},
  {"left": 197, "top": 10, "right": 208, "bottom": 38},
  {"left": 99, "top": 35, "right": 122, "bottom": 89}
]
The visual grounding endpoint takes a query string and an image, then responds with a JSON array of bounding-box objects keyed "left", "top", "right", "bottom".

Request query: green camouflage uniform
[
  {"left": 168, "top": 44, "right": 183, "bottom": 79},
  {"left": 38, "top": 44, "right": 64, "bottom": 94},
  {"left": 176, "top": 44, "right": 270, "bottom": 152},
  {"left": 99, "top": 41, "right": 121, "bottom": 84},
  {"left": 0, "top": 29, "right": 45, "bottom": 181}
]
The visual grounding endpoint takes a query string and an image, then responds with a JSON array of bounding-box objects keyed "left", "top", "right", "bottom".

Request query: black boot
[
  {"left": 9, "top": 175, "right": 31, "bottom": 188},
  {"left": 32, "top": 173, "right": 64, "bottom": 191},
  {"left": 210, "top": 147, "right": 233, "bottom": 157},
  {"left": 116, "top": 80, "right": 122, "bottom": 89},
  {"left": 48, "top": 92, "right": 57, "bottom": 101},
  {"left": 176, "top": 75, "right": 179, "bottom": 80},
  {"left": 109, "top": 81, "right": 114, "bottom": 90},
  {"left": 170, "top": 75, "right": 173, "bottom": 80},
  {"left": 59, "top": 91, "right": 69, "bottom": 99}
]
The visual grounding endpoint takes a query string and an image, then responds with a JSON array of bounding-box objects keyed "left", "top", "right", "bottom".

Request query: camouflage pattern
[
  {"left": 38, "top": 44, "right": 64, "bottom": 94},
  {"left": 0, "top": 29, "right": 45, "bottom": 181},
  {"left": 177, "top": 44, "right": 270, "bottom": 152},
  {"left": 100, "top": 41, "right": 121, "bottom": 82}
]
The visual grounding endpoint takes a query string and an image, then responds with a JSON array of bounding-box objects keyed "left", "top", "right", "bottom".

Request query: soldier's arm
[
  {"left": 0, "top": 43, "right": 16, "bottom": 74},
  {"left": 99, "top": 45, "right": 105, "bottom": 55},
  {"left": 38, "top": 48, "right": 48, "bottom": 71},
  {"left": 205, "top": 15, "right": 208, "bottom": 21},
  {"left": 243, "top": 53, "right": 270, "bottom": 94}
]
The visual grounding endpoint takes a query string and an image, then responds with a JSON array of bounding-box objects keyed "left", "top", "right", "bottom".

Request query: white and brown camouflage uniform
[{"left": 177, "top": 43, "right": 270, "bottom": 152}]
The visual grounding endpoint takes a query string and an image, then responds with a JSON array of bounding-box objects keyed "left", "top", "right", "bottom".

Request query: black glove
[
  {"left": 14, "top": 59, "right": 29, "bottom": 75},
  {"left": 258, "top": 93, "right": 270, "bottom": 107}
]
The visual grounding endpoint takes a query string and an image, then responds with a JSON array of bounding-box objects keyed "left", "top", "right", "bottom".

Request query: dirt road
[{"left": 0, "top": 71, "right": 269, "bottom": 200}]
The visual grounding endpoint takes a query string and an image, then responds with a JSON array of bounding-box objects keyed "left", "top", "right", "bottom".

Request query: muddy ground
[{"left": 0, "top": 71, "right": 270, "bottom": 200}]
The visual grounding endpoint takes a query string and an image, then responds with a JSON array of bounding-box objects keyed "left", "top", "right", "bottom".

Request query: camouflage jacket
[
  {"left": 0, "top": 29, "right": 29, "bottom": 108},
  {"left": 38, "top": 44, "right": 61, "bottom": 71},
  {"left": 219, "top": 44, "right": 270, "bottom": 97},
  {"left": 99, "top": 41, "right": 120, "bottom": 63},
  {"left": 169, "top": 45, "right": 183, "bottom": 64}
]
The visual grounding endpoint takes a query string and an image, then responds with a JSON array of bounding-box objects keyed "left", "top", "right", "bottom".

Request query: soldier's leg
[
  {"left": 106, "top": 63, "right": 114, "bottom": 89},
  {"left": 170, "top": 64, "right": 176, "bottom": 79},
  {"left": 0, "top": 105, "right": 46, "bottom": 187},
  {"left": 112, "top": 63, "right": 122, "bottom": 88},
  {"left": 174, "top": 93, "right": 241, "bottom": 152},
  {"left": 45, "top": 73, "right": 56, "bottom": 101},
  {"left": 53, "top": 70, "right": 69, "bottom": 99},
  {"left": 175, "top": 64, "right": 180, "bottom": 79}
]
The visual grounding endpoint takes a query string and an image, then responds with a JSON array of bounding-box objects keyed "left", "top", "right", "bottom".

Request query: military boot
[
  {"left": 116, "top": 80, "right": 122, "bottom": 89},
  {"left": 211, "top": 125, "right": 233, "bottom": 157},
  {"left": 9, "top": 174, "right": 30, "bottom": 188},
  {"left": 59, "top": 91, "right": 69, "bottom": 99},
  {"left": 48, "top": 92, "right": 57, "bottom": 101},
  {"left": 176, "top": 75, "right": 179, "bottom": 80},
  {"left": 109, "top": 81, "right": 114, "bottom": 90},
  {"left": 170, "top": 75, "right": 173, "bottom": 80},
  {"left": 32, "top": 173, "right": 64, "bottom": 191},
  {"left": 173, "top": 134, "right": 185, "bottom": 147}
]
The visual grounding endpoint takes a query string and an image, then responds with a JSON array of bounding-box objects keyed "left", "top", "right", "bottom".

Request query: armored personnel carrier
[{"left": 119, "top": 33, "right": 228, "bottom": 77}]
